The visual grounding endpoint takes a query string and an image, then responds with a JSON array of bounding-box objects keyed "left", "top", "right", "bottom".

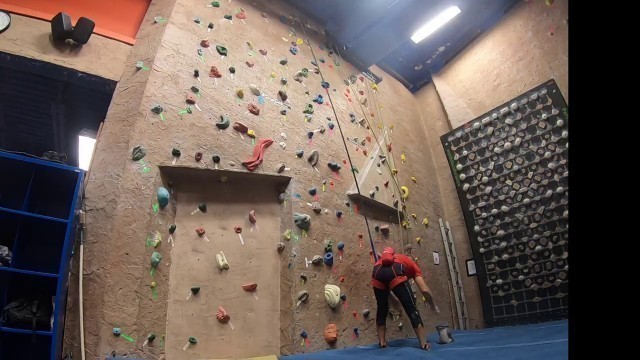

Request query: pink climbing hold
[
  {"left": 249, "top": 210, "right": 257, "bottom": 223},
  {"left": 216, "top": 306, "right": 230, "bottom": 323},
  {"left": 242, "top": 139, "right": 274, "bottom": 172}
]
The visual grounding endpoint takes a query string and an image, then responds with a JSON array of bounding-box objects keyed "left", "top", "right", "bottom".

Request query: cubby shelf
[{"left": 0, "top": 151, "right": 84, "bottom": 360}]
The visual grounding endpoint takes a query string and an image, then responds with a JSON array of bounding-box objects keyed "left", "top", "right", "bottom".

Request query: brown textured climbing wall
[
  {"left": 62, "top": 0, "right": 459, "bottom": 358},
  {"left": 431, "top": 0, "right": 568, "bottom": 128}
]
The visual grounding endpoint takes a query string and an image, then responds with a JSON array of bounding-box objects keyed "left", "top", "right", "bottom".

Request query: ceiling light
[
  {"left": 78, "top": 129, "right": 97, "bottom": 171},
  {"left": 411, "top": 6, "right": 461, "bottom": 44}
]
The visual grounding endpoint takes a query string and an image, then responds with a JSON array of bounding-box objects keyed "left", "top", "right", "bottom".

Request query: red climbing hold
[
  {"left": 387, "top": 143, "right": 392, "bottom": 152},
  {"left": 195, "top": 227, "right": 206, "bottom": 236},
  {"left": 359, "top": 76, "right": 365, "bottom": 82},
  {"left": 186, "top": 94, "right": 197, "bottom": 104},
  {"left": 366, "top": 136, "right": 371, "bottom": 142},
  {"left": 359, "top": 90, "right": 364, "bottom": 96},
  {"left": 236, "top": 10, "right": 247, "bottom": 19},
  {"left": 248, "top": 103, "right": 260, "bottom": 115},
  {"left": 209, "top": 66, "right": 222, "bottom": 78},
  {"left": 242, "top": 139, "right": 274, "bottom": 172}
]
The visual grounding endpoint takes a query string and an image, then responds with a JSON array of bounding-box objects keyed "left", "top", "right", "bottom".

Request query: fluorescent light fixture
[
  {"left": 78, "top": 130, "right": 97, "bottom": 171},
  {"left": 411, "top": 5, "right": 461, "bottom": 43}
]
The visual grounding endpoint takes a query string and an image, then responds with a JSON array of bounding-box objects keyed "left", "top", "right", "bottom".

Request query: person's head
[{"left": 380, "top": 247, "right": 395, "bottom": 266}]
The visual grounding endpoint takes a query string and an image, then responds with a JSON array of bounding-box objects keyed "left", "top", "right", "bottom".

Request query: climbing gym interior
[{"left": 0, "top": 0, "right": 569, "bottom": 359}]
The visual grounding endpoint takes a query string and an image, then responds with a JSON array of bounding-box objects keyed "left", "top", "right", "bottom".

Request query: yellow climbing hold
[
  {"left": 400, "top": 186, "right": 409, "bottom": 200},
  {"left": 411, "top": 213, "right": 417, "bottom": 220},
  {"left": 296, "top": 38, "right": 304, "bottom": 45},
  {"left": 402, "top": 220, "right": 411, "bottom": 229},
  {"left": 246, "top": 41, "right": 254, "bottom": 50},
  {"left": 401, "top": 154, "right": 406, "bottom": 163},
  {"left": 392, "top": 168, "right": 398, "bottom": 176},
  {"left": 236, "top": 89, "right": 244, "bottom": 99},
  {"left": 270, "top": 72, "right": 277, "bottom": 78},
  {"left": 378, "top": 123, "right": 384, "bottom": 130},
  {"left": 422, "top": 218, "right": 429, "bottom": 226},
  {"left": 416, "top": 237, "right": 422, "bottom": 245},
  {"left": 389, "top": 124, "right": 394, "bottom": 131},
  {"left": 151, "top": 281, "right": 157, "bottom": 288},
  {"left": 371, "top": 83, "right": 378, "bottom": 91},
  {"left": 411, "top": 176, "right": 417, "bottom": 183},
  {"left": 247, "top": 130, "right": 256, "bottom": 138}
]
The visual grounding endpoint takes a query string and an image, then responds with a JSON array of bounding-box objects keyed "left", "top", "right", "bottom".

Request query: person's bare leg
[
  {"left": 412, "top": 324, "right": 429, "bottom": 349},
  {"left": 377, "top": 326, "right": 387, "bottom": 347}
]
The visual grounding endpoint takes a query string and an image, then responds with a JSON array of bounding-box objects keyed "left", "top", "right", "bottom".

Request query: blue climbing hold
[
  {"left": 321, "top": 81, "right": 330, "bottom": 89},
  {"left": 290, "top": 46, "right": 299, "bottom": 55},
  {"left": 313, "top": 95, "right": 324, "bottom": 104},
  {"left": 328, "top": 122, "right": 335, "bottom": 130},
  {"left": 113, "top": 327, "right": 122, "bottom": 336},
  {"left": 157, "top": 187, "right": 170, "bottom": 208},
  {"left": 300, "top": 331, "right": 308, "bottom": 338},
  {"left": 323, "top": 252, "right": 334, "bottom": 266},
  {"left": 353, "top": 327, "right": 359, "bottom": 334},
  {"left": 279, "top": 15, "right": 288, "bottom": 24},
  {"left": 337, "top": 242, "right": 344, "bottom": 250}
]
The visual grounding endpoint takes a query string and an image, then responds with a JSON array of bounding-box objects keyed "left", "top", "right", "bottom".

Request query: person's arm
[{"left": 414, "top": 275, "right": 440, "bottom": 313}]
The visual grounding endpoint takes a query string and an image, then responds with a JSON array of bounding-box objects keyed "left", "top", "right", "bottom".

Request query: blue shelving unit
[{"left": 0, "top": 151, "right": 83, "bottom": 360}]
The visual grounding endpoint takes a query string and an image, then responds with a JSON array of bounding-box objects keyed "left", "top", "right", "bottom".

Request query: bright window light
[
  {"left": 78, "top": 131, "right": 96, "bottom": 171},
  {"left": 411, "top": 5, "right": 461, "bottom": 44}
]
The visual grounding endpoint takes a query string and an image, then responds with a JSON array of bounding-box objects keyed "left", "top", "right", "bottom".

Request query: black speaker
[
  {"left": 71, "top": 17, "right": 94, "bottom": 45},
  {"left": 51, "top": 12, "right": 73, "bottom": 41}
]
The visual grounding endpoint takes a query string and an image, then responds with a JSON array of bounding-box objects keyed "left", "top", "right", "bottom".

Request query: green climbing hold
[
  {"left": 191, "top": 86, "right": 199, "bottom": 93},
  {"left": 172, "top": 148, "right": 181, "bottom": 157},
  {"left": 169, "top": 225, "right": 176, "bottom": 234},
  {"left": 157, "top": 187, "right": 170, "bottom": 208},
  {"left": 303, "top": 104, "right": 314, "bottom": 114},
  {"left": 224, "top": 14, "right": 232, "bottom": 20},
  {"left": 151, "top": 252, "right": 162, "bottom": 268},
  {"left": 211, "top": 1, "right": 220, "bottom": 7},
  {"left": 151, "top": 105, "right": 163, "bottom": 114},
  {"left": 324, "top": 241, "right": 333, "bottom": 253},
  {"left": 301, "top": 68, "right": 309, "bottom": 77},
  {"left": 216, "top": 115, "right": 231, "bottom": 129},
  {"left": 132, "top": 146, "right": 146, "bottom": 161},
  {"left": 189, "top": 336, "right": 198, "bottom": 344},
  {"left": 216, "top": 45, "right": 228, "bottom": 56},
  {"left": 199, "top": 203, "right": 207, "bottom": 212}
]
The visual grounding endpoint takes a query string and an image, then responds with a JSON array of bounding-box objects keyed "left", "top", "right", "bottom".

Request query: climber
[{"left": 371, "top": 246, "right": 439, "bottom": 350}]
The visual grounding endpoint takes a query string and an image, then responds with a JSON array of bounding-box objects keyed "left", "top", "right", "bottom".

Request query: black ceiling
[
  {"left": 0, "top": 52, "right": 115, "bottom": 167},
  {"left": 283, "top": 0, "right": 519, "bottom": 92}
]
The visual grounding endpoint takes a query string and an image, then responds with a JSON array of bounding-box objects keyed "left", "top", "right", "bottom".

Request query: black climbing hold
[
  {"left": 340, "top": 294, "right": 347, "bottom": 300},
  {"left": 191, "top": 287, "right": 200, "bottom": 294},
  {"left": 217, "top": 115, "right": 230, "bottom": 129},
  {"left": 224, "top": 14, "right": 232, "bottom": 20},
  {"left": 229, "top": 67, "right": 236, "bottom": 73},
  {"left": 375, "top": 186, "right": 379, "bottom": 191},
  {"left": 194, "top": 17, "right": 201, "bottom": 24},
  {"left": 321, "top": 81, "right": 330, "bottom": 89},
  {"left": 374, "top": 225, "right": 380, "bottom": 232},
  {"left": 328, "top": 162, "right": 341, "bottom": 171},
  {"left": 147, "top": 333, "right": 157, "bottom": 342},
  {"left": 189, "top": 337, "right": 197, "bottom": 344},
  {"left": 319, "top": 58, "right": 325, "bottom": 63},
  {"left": 169, "top": 225, "right": 177, "bottom": 234},
  {"left": 199, "top": 203, "right": 207, "bottom": 212},
  {"left": 212, "top": 154, "right": 221, "bottom": 163},
  {"left": 194, "top": 69, "right": 199, "bottom": 78},
  {"left": 311, "top": 60, "right": 317, "bottom": 66},
  {"left": 279, "top": 58, "right": 288, "bottom": 65},
  {"left": 308, "top": 187, "right": 317, "bottom": 196},
  {"left": 295, "top": 150, "right": 304, "bottom": 158},
  {"left": 132, "top": 146, "right": 146, "bottom": 161},
  {"left": 308, "top": 150, "right": 319, "bottom": 166},
  {"left": 151, "top": 105, "right": 164, "bottom": 114},
  {"left": 301, "top": 331, "right": 308, "bottom": 338},
  {"left": 307, "top": 131, "right": 314, "bottom": 139},
  {"left": 280, "top": 109, "right": 288, "bottom": 115},
  {"left": 336, "top": 211, "right": 343, "bottom": 218},
  {"left": 172, "top": 148, "right": 181, "bottom": 157},
  {"left": 208, "top": 22, "right": 214, "bottom": 29},
  {"left": 328, "top": 122, "right": 335, "bottom": 130}
]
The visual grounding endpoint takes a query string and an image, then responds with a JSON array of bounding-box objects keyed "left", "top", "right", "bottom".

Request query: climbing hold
[
  {"left": 233, "top": 122, "right": 249, "bottom": 133},
  {"left": 246, "top": 61, "right": 254, "bottom": 67},
  {"left": 308, "top": 187, "right": 317, "bottom": 196},
  {"left": 215, "top": 252, "right": 229, "bottom": 270},
  {"left": 323, "top": 252, "right": 334, "bottom": 266},
  {"left": 250, "top": 84, "right": 261, "bottom": 96},
  {"left": 321, "top": 81, "right": 330, "bottom": 89},
  {"left": 247, "top": 130, "right": 256, "bottom": 138},
  {"left": 324, "top": 284, "right": 341, "bottom": 308},
  {"left": 369, "top": 190, "right": 375, "bottom": 198},
  {"left": 305, "top": 114, "right": 313, "bottom": 122},
  {"left": 157, "top": 187, "right": 170, "bottom": 208},
  {"left": 307, "top": 132, "right": 314, "bottom": 140},
  {"left": 328, "top": 122, "right": 335, "bottom": 130},
  {"left": 212, "top": 155, "right": 221, "bottom": 164},
  {"left": 336, "top": 210, "right": 343, "bottom": 218},
  {"left": 210, "top": 1, "right": 220, "bottom": 7},
  {"left": 224, "top": 14, "right": 232, "bottom": 20},
  {"left": 199, "top": 203, "right": 207, "bottom": 212},
  {"left": 280, "top": 109, "right": 288, "bottom": 116},
  {"left": 312, "top": 255, "right": 323, "bottom": 265},
  {"left": 169, "top": 225, "right": 176, "bottom": 234},
  {"left": 308, "top": 150, "right": 319, "bottom": 166},
  {"left": 311, "top": 60, "right": 317, "bottom": 66},
  {"left": 411, "top": 176, "right": 417, "bottom": 183},
  {"left": 191, "top": 86, "right": 200, "bottom": 94},
  {"left": 151, "top": 251, "right": 162, "bottom": 268},
  {"left": 276, "top": 163, "right": 286, "bottom": 173},
  {"left": 147, "top": 333, "right": 156, "bottom": 342},
  {"left": 249, "top": 210, "right": 257, "bottom": 224},
  {"left": 380, "top": 225, "right": 390, "bottom": 235},
  {"left": 393, "top": 199, "right": 399, "bottom": 208},
  {"left": 277, "top": 242, "right": 286, "bottom": 253},
  {"left": 236, "top": 89, "right": 245, "bottom": 99},
  {"left": 391, "top": 168, "right": 398, "bottom": 175},
  {"left": 195, "top": 227, "right": 206, "bottom": 236},
  {"left": 312, "top": 202, "right": 322, "bottom": 214},
  {"left": 295, "top": 150, "right": 304, "bottom": 158},
  {"left": 217, "top": 115, "right": 231, "bottom": 129},
  {"left": 242, "top": 283, "right": 257, "bottom": 292},
  {"left": 216, "top": 306, "right": 230, "bottom": 323},
  {"left": 195, "top": 152, "right": 203, "bottom": 162},
  {"left": 293, "top": 213, "right": 311, "bottom": 230},
  {"left": 313, "top": 68, "right": 320, "bottom": 74},
  {"left": 337, "top": 242, "right": 344, "bottom": 250},
  {"left": 259, "top": 49, "right": 267, "bottom": 56},
  {"left": 279, "top": 142, "right": 286, "bottom": 149},
  {"left": 297, "top": 290, "right": 310, "bottom": 303},
  {"left": 282, "top": 229, "right": 292, "bottom": 241},
  {"left": 229, "top": 66, "right": 236, "bottom": 74},
  {"left": 313, "top": 95, "right": 324, "bottom": 104},
  {"left": 400, "top": 186, "right": 410, "bottom": 200},
  {"left": 340, "top": 294, "right": 347, "bottom": 301},
  {"left": 132, "top": 146, "right": 146, "bottom": 161},
  {"left": 113, "top": 328, "right": 122, "bottom": 336},
  {"left": 248, "top": 103, "right": 260, "bottom": 115},
  {"left": 290, "top": 46, "right": 299, "bottom": 55},
  {"left": 236, "top": 10, "right": 246, "bottom": 19},
  {"left": 363, "top": 309, "right": 370, "bottom": 317},
  {"left": 422, "top": 218, "right": 429, "bottom": 226},
  {"left": 324, "top": 324, "right": 338, "bottom": 344},
  {"left": 384, "top": 180, "right": 389, "bottom": 187},
  {"left": 303, "top": 103, "right": 314, "bottom": 114},
  {"left": 208, "top": 22, "right": 214, "bottom": 29},
  {"left": 280, "top": 77, "right": 288, "bottom": 85},
  {"left": 278, "top": 90, "right": 288, "bottom": 102},
  {"left": 301, "top": 331, "right": 308, "bottom": 339},
  {"left": 191, "top": 287, "right": 200, "bottom": 295},
  {"left": 209, "top": 66, "right": 222, "bottom": 78},
  {"left": 279, "top": 58, "right": 288, "bottom": 65},
  {"left": 188, "top": 336, "right": 198, "bottom": 345},
  {"left": 200, "top": 39, "right": 210, "bottom": 48}
]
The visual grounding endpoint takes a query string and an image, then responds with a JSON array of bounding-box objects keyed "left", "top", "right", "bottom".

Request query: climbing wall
[
  {"left": 64, "top": 0, "right": 457, "bottom": 358},
  {"left": 440, "top": 79, "right": 568, "bottom": 327}
]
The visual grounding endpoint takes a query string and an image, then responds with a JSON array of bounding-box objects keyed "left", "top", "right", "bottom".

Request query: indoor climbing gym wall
[
  {"left": 63, "top": 0, "right": 458, "bottom": 358},
  {"left": 441, "top": 79, "right": 568, "bottom": 327}
]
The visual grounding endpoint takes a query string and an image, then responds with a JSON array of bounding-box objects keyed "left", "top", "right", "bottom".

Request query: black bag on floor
[{"left": 1, "top": 298, "right": 52, "bottom": 331}]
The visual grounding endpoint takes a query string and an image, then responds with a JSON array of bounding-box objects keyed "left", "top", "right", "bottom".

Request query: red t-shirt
[{"left": 374, "top": 254, "right": 422, "bottom": 278}]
